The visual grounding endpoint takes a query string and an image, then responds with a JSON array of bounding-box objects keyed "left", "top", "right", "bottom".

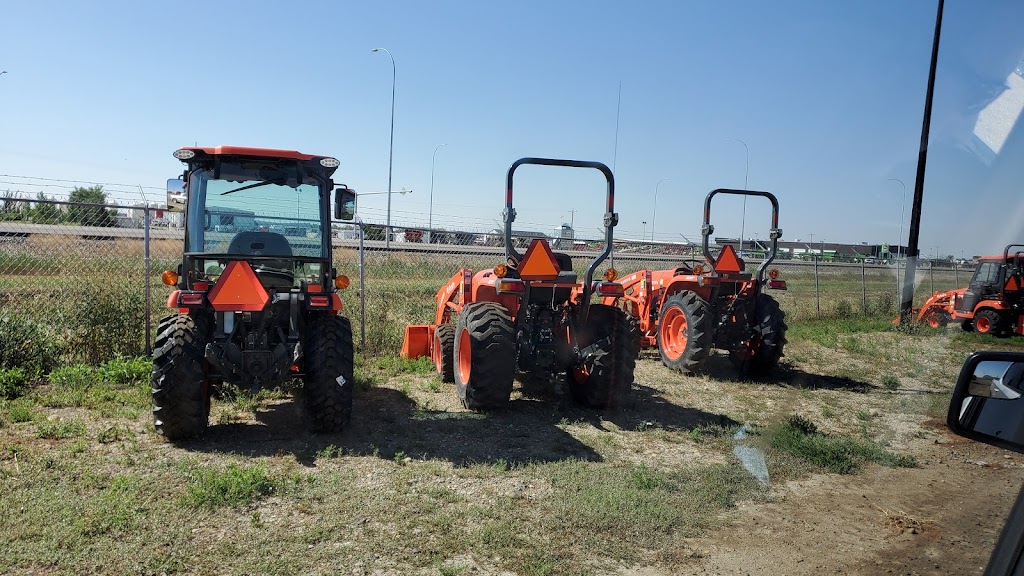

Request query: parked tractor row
[{"left": 152, "top": 147, "right": 792, "bottom": 440}]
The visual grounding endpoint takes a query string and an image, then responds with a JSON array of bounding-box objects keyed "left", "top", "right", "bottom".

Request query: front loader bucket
[{"left": 402, "top": 325, "right": 434, "bottom": 359}]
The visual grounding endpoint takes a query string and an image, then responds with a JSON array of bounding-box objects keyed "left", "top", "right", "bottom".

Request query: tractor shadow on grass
[
  {"left": 701, "top": 354, "right": 875, "bottom": 392},
  {"left": 182, "top": 385, "right": 604, "bottom": 468}
]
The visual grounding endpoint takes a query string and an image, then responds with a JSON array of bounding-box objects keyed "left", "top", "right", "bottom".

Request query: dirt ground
[{"left": 670, "top": 435, "right": 1023, "bottom": 576}]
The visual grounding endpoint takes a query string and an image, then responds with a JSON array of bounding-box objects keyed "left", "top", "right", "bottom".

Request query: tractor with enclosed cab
[
  {"left": 604, "top": 189, "right": 788, "bottom": 376},
  {"left": 154, "top": 146, "right": 358, "bottom": 439},
  {"left": 908, "top": 244, "right": 1024, "bottom": 336},
  {"left": 402, "top": 157, "right": 638, "bottom": 410}
]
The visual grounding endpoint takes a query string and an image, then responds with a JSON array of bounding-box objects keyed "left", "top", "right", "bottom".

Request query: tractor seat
[
  {"left": 552, "top": 252, "right": 578, "bottom": 283},
  {"left": 226, "top": 232, "right": 295, "bottom": 288}
]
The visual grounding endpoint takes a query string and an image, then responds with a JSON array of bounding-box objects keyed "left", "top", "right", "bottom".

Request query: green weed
[
  {"left": 769, "top": 414, "right": 915, "bottom": 474},
  {"left": 35, "top": 417, "right": 87, "bottom": 440},
  {"left": 0, "top": 367, "right": 29, "bottom": 399},
  {"left": 881, "top": 374, "right": 900, "bottom": 390},
  {"left": 182, "top": 464, "right": 275, "bottom": 509}
]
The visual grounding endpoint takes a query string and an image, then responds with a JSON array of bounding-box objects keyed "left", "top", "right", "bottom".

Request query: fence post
[
  {"left": 814, "top": 254, "right": 820, "bottom": 317},
  {"left": 954, "top": 261, "right": 959, "bottom": 286},
  {"left": 930, "top": 262, "right": 934, "bottom": 293},
  {"left": 144, "top": 206, "right": 152, "bottom": 356},
  {"left": 895, "top": 258, "right": 901, "bottom": 311},
  {"left": 861, "top": 258, "right": 867, "bottom": 315},
  {"left": 358, "top": 219, "right": 366, "bottom": 349}
]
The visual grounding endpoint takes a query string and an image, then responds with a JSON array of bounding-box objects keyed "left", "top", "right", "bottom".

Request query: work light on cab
[
  {"left": 320, "top": 157, "right": 341, "bottom": 168},
  {"left": 173, "top": 149, "right": 195, "bottom": 160}
]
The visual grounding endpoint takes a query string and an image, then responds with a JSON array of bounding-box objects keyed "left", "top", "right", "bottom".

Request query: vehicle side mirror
[
  {"left": 166, "top": 179, "right": 186, "bottom": 213},
  {"left": 334, "top": 187, "right": 357, "bottom": 221},
  {"left": 948, "top": 351, "right": 1024, "bottom": 454}
]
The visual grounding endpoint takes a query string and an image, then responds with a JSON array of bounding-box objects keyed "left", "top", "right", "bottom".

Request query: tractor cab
[
  {"left": 151, "top": 146, "right": 358, "bottom": 440},
  {"left": 959, "top": 246, "right": 1024, "bottom": 314}
]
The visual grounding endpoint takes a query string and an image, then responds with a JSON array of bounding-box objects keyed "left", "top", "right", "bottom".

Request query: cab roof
[{"left": 177, "top": 146, "right": 322, "bottom": 161}]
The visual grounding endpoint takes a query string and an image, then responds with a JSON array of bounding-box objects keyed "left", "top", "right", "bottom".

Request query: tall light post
[
  {"left": 372, "top": 48, "right": 396, "bottom": 248},
  {"left": 726, "top": 139, "right": 749, "bottom": 247},
  {"left": 642, "top": 221, "right": 647, "bottom": 240},
  {"left": 652, "top": 178, "right": 669, "bottom": 242},
  {"left": 428, "top": 143, "right": 446, "bottom": 242}
]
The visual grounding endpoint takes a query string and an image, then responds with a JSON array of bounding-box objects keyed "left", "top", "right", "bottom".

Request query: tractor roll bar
[
  {"left": 1003, "top": 244, "right": 1024, "bottom": 263},
  {"left": 701, "top": 188, "right": 781, "bottom": 286},
  {"left": 504, "top": 158, "right": 617, "bottom": 307}
]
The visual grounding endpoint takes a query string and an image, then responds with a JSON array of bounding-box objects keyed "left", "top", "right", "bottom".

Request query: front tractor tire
[
  {"left": 567, "top": 304, "right": 638, "bottom": 409},
  {"left": 453, "top": 302, "right": 516, "bottom": 410},
  {"left": 656, "top": 291, "right": 712, "bottom": 375},
  {"left": 433, "top": 324, "right": 456, "bottom": 383},
  {"left": 740, "top": 293, "right": 788, "bottom": 377},
  {"left": 152, "top": 314, "right": 209, "bottom": 440},
  {"left": 303, "top": 315, "right": 355, "bottom": 433}
]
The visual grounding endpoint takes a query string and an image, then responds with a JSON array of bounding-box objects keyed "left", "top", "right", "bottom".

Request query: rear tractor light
[
  {"left": 595, "top": 282, "right": 624, "bottom": 297},
  {"left": 179, "top": 292, "right": 204, "bottom": 306},
  {"left": 309, "top": 295, "right": 330, "bottom": 307},
  {"left": 495, "top": 279, "right": 526, "bottom": 294},
  {"left": 768, "top": 279, "right": 787, "bottom": 290}
]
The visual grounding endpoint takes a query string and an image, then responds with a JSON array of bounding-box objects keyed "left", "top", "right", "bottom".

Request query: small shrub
[
  {"left": 872, "top": 291, "right": 896, "bottom": 316},
  {"left": 64, "top": 282, "right": 146, "bottom": 364},
  {"left": 0, "top": 367, "right": 29, "bottom": 399},
  {"left": 881, "top": 374, "right": 900, "bottom": 390},
  {"left": 97, "top": 424, "right": 131, "bottom": 444},
  {"left": 49, "top": 365, "right": 97, "bottom": 390},
  {"left": 36, "top": 418, "right": 87, "bottom": 440},
  {"left": 834, "top": 299, "right": 855, "bottom": 319},
  {"left": 99, "top": 357, "right": 151, "bottom": 388},
  {"left": 0, "top": 314, "right": 61, "bottom": 375},
  {"left": 769, "top": 414, "right": 915, "bottom": 474},
  {"left": 183, "top": 464, "right": 275, "bottom": 508},
  {"left": 316, "top": 444, "right": 342, "bottom": 459},
  {"left": 7, "top": 399, "right": 36, "bottom": 423}
]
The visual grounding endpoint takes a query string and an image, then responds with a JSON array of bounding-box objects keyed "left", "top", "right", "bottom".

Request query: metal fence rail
[{"left": 0, "top": 197, "right": 970, "bottom": 362}]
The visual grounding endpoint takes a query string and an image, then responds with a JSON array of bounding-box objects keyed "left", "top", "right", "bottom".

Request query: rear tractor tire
[
  {"left": 432, "top": 324, "right": 456, "bottom": 383},
  {"left": 567, "top": 304, "right": 638, "bottom": 409},
  {"left": 656, "top": 291, "right": 712, "bottom": 375},
  {"left": 152, "top": 314, "right": 209, "bottom": 440},
  {"left": 974, "top": 309, "right": 1004, "bottom": 337},
  {"left": 454, "top": 303, "right": 516, "bottom": 410},
  {"left": 303, "top": 315, "right": 355, "bottom": 433},
  {"left": 741, "top": 294, "right": 788, "bottom": 377}
]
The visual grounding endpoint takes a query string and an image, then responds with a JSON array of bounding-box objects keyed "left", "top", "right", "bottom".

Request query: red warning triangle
[
  {"left": 1006, "top": 275, "right": 1020, "bottom": 292},
  {"left": 518, "top": 238, "right": 561, "bottom": 281},
  {"left": 208, "top": 261, "right": 271, "bottom": 312},
  {"left": 715, "top": 244, "right": 743, "bottom": 273}
]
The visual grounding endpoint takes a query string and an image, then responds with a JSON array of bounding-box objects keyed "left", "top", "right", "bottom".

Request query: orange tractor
[
  {"left": 604, "top": 189, "right": 788, "bottom": 376},
  {"left": 909, "top": 244, "right": 1024, "bottom": 336},
  {"left": 154, "top": 146, "right": 357, "bottom": 439},
  {"left": 402, "top": 158, "right": 637, "bottom": 410}
]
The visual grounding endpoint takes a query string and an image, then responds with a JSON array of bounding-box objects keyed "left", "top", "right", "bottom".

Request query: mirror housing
[
  {"left": 948, "top": 350, "right": 1024, "bottom": 454},
  {"left": 334, "top": 187, "right": 357, "bottom": 221},
  {"left": 166, "top": 179, "right": 186, "bottom": 213}
]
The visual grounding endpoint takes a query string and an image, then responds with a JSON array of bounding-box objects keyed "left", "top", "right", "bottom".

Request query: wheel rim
[
  {"left": 976, "top": 316, "right": 991, "bottom": 333},
  {"left": 457, "top": 328, "right": 472, "bottom": 383},
  {"left": 926, "top": 315, "right": 940, "bottom": 329},
  {"left": 660, "top": 306, "right": 688, "bottom": 361},
  {"left": 431, "top": 332, "right": 442, "bottom": 373}
]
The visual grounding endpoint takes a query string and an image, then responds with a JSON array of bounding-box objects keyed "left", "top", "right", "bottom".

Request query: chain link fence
[{"left": 0, "top": 196, "right": 970, "bottom": 363}]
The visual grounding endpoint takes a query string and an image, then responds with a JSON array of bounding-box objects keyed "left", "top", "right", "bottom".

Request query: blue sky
[{"left": 2, "top": 1, "right": 1022, "bottom": 257}]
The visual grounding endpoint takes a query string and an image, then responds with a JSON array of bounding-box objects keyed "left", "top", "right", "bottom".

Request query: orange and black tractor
[
  {"left": 402, "top": 158, "right": 637, "bottom": 410},
  {"left": 154, "top": 146, "right": 357, "bottom": 439},
  {"left": 604, "top": 189, "right": 788, "bottom": 376},
  {"left": 910, "top": 244, "right": 1024, "bottom": 336}
]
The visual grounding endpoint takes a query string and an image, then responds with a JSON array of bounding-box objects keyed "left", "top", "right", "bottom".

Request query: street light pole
[
  {"left": 726, "top": 139, "right": 749, "bottom": 247},
  {"left": 652, "top": 178, "right": 669, "bottom": 242},
  {"left": 429, "top": 143, "right": 446, "bottom": 242},
  {"left": 642, "top": 221, "right": 647, "bottom": 240},
  {"left": 372, "top": 48, "right": 396, "bottom": 248}
]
